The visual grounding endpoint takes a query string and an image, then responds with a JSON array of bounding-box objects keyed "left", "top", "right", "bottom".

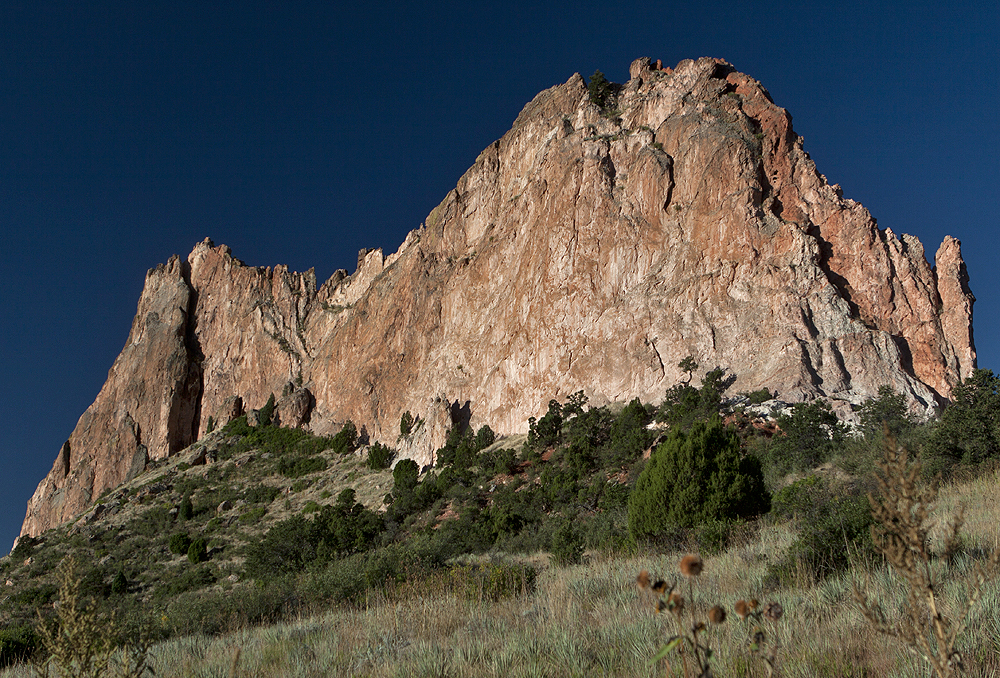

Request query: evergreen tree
[
  {"left": 628, "top": 418, "right": 769, "bottom": 540},
  {"left": 858, "top": 386, "right": 914, "bottom": 439},
  {"left": 930, "top": 369, "right": 1000, "bottom": 464}
]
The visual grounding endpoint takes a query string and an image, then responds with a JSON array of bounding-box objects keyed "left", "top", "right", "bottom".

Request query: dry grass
[
  {"left": 6, "top": 551, "right": 998, "bottom": 677},
  {"left": 28, "top": 558, "right": 152, "bottom": 678},
  {"left": 5, "top": 464, "right": 999, "bottom": 677},
  {"left": 854, "top": 438, "right": 1000, "bottom": 677}
]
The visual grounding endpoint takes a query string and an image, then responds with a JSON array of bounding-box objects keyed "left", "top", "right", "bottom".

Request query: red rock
[{"left": 19, "top": 57, "right": 976, "bottom": 539}]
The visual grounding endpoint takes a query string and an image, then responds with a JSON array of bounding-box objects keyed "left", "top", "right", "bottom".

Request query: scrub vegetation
[{"left": 2, "top": 366, "right": 999, "bottom": 676}]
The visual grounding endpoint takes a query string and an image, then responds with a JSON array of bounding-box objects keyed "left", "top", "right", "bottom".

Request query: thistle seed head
[
  {"left": 763, "top": 601, "right": 783, "bottom": 622},
  {"left": 679, "top": 554, "right": 704, "bottom": 577},
  {"left": 708, "top": 605, "right": 727, "bottom": 624}
]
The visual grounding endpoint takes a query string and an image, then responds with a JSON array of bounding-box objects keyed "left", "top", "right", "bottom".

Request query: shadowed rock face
[{"left": 20, "top": 57, "right": 975, "bottom": 539}]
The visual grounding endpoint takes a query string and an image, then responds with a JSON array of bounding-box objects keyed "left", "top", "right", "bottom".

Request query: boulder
[{"left": 275, "top": 385, "right": 314, "bottom": 428}]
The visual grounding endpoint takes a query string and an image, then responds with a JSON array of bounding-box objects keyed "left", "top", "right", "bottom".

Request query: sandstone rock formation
[{"left": 20, "top": 57, "right": 975, "bottom": 539}]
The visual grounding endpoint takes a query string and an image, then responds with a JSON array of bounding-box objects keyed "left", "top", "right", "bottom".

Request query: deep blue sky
[{"left": 2, "top": 1, "right": 997, "bottom": 550}]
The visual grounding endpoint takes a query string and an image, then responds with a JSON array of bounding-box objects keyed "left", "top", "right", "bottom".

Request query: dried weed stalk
[
  {"left": 733, "top": 598, "right": 783, "bottom": 677},
  {"left": 639, "top": 555, "right": 783, "bottom": 677},
  {"left": 853, "top": 433, "right": 1000, "bottom": 677},
  {"left": 31, "top": 557, "right": 152, "bottom": 678}
]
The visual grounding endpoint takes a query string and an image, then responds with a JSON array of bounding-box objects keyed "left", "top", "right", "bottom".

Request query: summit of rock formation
[{"left": 20, "top": 57, "right": 975, "bottom": 539}]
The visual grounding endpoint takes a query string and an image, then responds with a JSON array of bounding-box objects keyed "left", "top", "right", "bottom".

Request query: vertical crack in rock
[{"left": 178, "top": 259, "right": 205, "bottom": 449}]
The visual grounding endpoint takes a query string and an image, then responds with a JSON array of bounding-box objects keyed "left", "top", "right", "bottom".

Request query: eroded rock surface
[{"left": 20, "top": 57, "right": 975, "bottom": 539}]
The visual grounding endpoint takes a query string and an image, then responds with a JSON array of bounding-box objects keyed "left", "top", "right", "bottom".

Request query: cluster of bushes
[
  {"left": 366, "top": 442, "right": 395, "bottom": 470},
  {"left": 0, "top": 625, "right": 37, "bottom": 668},
  {"left": 244, "top": 488, "right": 383, "bottom": 579},
  {"left": 7, "top": 364, "right": 1000, "bottom": 664},
  {"left": 168, "top": 533, "right": 208, "bottom": 564}
]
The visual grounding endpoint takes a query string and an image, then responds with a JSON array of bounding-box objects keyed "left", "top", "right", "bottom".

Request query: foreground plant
[
  {"left": 639, "top": 554, "right": 785, "bottom": 677},
  {"left": 853, "top": 434, "right": 1000, "bottom": 677},
  {"left": 31, "top": 557, "right": 152, "bottom": 678},
  {"left": 639, "top": 555, "right": 717, "bottom": 677},
  {"left": 732, "top": 597, "right": 783, "bottom": 677}
]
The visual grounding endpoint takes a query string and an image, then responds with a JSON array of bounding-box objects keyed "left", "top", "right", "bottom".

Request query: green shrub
[
  {"left": 434, "top": 425, "right": 481, "bottom": 469},
  {"left": 857, "top": 386, "right": 914, "bottom": 439},
  {"left": 492, "top": 447, "right": 519, "bottom": 475},
  {"left": 245, "top": 490, "right": 384, "bottom": 580},
  {"left": 774, "top": 494, "right": 873, "bottom": 582},
  {"left": 258, "top": 393, "right": 276, "bottom": 427},
  {"left": 276, "top": 455, "right": 327, "bottom": 478},
  {"left": 603, "top": 398, "right": 655, "bottom": 466},
  {"left": 109, "top": 569, "right": 128, "bottom": 595},
  {"left": 243, "top": 484, "right": 280, "bottom": 505},
  {"left": 769, "top": 474, "right": 874, "bottom": 582},
  {"left": 393, "top": 459, "right": 419, "bottom": 494},
  {"left": 400, "top": 411, "right": 415, "bottom": 437},
  {"left": 656, "top": 368, "right": 729, "bottom": 429},
  {"left": 366, "top": 442, "right": 396, "bottom": 470},
  {"left": 330, "top": 420, "right": 358, "bottom": 455},
  {"left": 10, "top": 584, "right": 57, "bottom": 609},
  {"left": 587, "top": 70, "right": 618, "bottom": 113},
  {"left": 928, "top": 369, "right": 1000, "bottom": 465},
  {"left": 579, "top": 508, "right": 631, "bottom": 553},
  {"left": 770, "top": 475, "right": 821, "bottom": 520},
  {"left": 474, "top": 425, "right": 496, "bottom": 451},
  {"left": 10, "top": 536, "right": 38, "bottom": 562},
  {"left": 550, "top": 518, "right": 585, "bottom": 565},
  {"left": 238, "top": 506, "right": 268, "bottom": 525},
  {"left": 245, "top": 516, "right": 317, "bottom": 579},
  {"left": 762, "top": 400, "right": 848, "bottom": 480},
  {"left": 223, "top": 414, "right": 253, "bottom": 437},
  {"left": 133, "top": 505, "right": 174, "bottom": 538},
  {"left": 528, "top": 400, "right": 563, "bottom": 450},
  {"left": 483, "top": 484, "right": 543, "bottom": 543},
  {"left": 179, "top": 496, "right": 194, "bottom": 521},
  {"left": 0, "top": 624, "right": 38, "bottom": 668},
  {"left": 187, "top": 537, "right": 208, "bottom": 564},
  {"left": 169, "top": 533, "right": 192, "bottom": 555},
  {"left": 628, "top": 417, "right": 770, "bottom": 540}
]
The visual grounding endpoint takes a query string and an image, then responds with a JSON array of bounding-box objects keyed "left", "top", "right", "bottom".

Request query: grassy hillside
[
  {"left": 2, "top": 471, "right": 997, "bottom": 676},
  {"left": 2, "top": 369, "right": 1000, "bottom": 676}
]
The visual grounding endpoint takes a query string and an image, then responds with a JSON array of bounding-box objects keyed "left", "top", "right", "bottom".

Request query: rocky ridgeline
[{"left": 19, "top": 56, "right": 975, "bottom": 541}]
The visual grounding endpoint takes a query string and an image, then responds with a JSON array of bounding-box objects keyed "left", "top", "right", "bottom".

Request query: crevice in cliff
[
  {"left": 890, "top": 334, "right": 917, "bottom": 380},
  {"left": 57, "top": 441, "right": 71, "bottom": 480},
  {"left": 179, "top": 261, "right": 205, "bottom": 447},
  {"left": 647, "top": 337, "right": 665, "bottom": 377},
  {"left": 450, "top": 400, "right": 472, "bottom": 435},
  {"left": 809, "top": 227, "right": 864, "bottom": 324}
]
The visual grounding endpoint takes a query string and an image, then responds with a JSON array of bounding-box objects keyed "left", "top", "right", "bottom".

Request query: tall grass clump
[
  {"left": 31, "top": 557, "right": 152, "bottom": 678},
  {"left": 853, "top": 433, "right": 1000, "bottom": 677}
]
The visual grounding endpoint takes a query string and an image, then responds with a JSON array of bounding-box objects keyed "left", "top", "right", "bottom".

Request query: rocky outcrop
[
  {"left": 20, "top": 256, "right": 201, "bottom": 537},
  {"left": 20, "top": 57, "right": 975, "bottom": 539}
]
